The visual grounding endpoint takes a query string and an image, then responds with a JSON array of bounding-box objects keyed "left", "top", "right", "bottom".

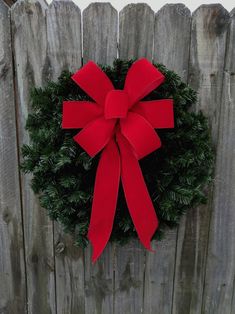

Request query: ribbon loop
[
  {"left": 74, "top": 117, "right": 116, "bottom": 157},
  {"left": 120, "top": 112, "right": 161, "bottom": 160},
  {"left": 72, "top": 61, "right": 114, "bottom": 106},
  {"left": 124, "top": 58, "right": 165, "bottom": 106}
]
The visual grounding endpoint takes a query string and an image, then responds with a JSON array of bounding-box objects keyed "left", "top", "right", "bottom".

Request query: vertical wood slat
[
  {"left": 173, "top": 5, "right": 230, "bottom": 314},
  {"left": 10, "top": 1, "right": 56, "bottom": 313},
  {"left": 154, "top": 4, "right": 191, "bottom": 81},
  {"left": 116, "top": 4, "right": 154, "bottom": 314},
  {"left": 46, "top": 0, "right": 82, "bottom": 81},
  {"left": 119, "top": 3, "right": 154, "bottom": 60},
  {"left": 46, "top": 1, "right": 85, "bottom": 313},
  {"left": 143, "top": 5, "right": 191, "bottom": 314},
  {"left": 82, "top": 4, "right": 118, "bottom": 314},
  {"left": 83, "top": 3, "right": 118, "bottom": 65},
  {"left": 202, "top": 8, "right": 235, "bottom": 314},
  {"left": 0, "top": 1, "right": 27, "bottom": 313}
]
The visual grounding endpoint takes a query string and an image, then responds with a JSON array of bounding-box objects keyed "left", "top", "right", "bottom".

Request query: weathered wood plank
[
  {"left": 46, "top": 0, "right": 82, "bottom": 81},
  {"left": 143, "top": 5, "right": 191, "bottom": 313},
  {"left": 115, "top": 4, "right": 155, "bottom": 313},
  {"left": 119, "top": 3, "right": 154, "bottom": 60},
  {"left": 10, "top": 1, "right": 56, "bottom": 313},
  {"left": 46, "top": 1, "right": 85, "bottom": 313},
  {"left": 84, "top": 244, "right": 114, "bottom": 314},
  {"left": 201, "top": 8, "right": 235, "bottom": 314},
  {"left": 114, "top": 241, "right": 145, "bottom": 314},
  {"left": 0, "top": 1, "right": 27, "bottom": 313},
  {"left": 83, "top": 3, "right": 118, "bottom": 65},
  {"left": 82, "top": 3, "right": 117, "bottom": 313},
  {"left": 154, "top": 3, "right": 191, "bottom": 81},
  {"left": 172, "top": 5, "right": 230, "bottom": 314},
  {"left": 54, "top": 225, "right": 85, "bottom": 314}
]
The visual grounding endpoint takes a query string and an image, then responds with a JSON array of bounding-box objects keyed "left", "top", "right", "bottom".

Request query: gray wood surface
[
  {"left": 84, "top": 243, "right": 114, "bottom": 314},
  {"left": 46, "top": 1, "right": 85, "bottom": 313},
  {"left": 46, "top": 0, "right": 82, "bottom": 80},
  {"left": 83, "top": 3, "right": 118, "bottom": 65},
  {"left": 10, "top": 1, "right": 56, "bottom": 313},
  {"left": 154, "top": 3, "right": 191, "bottom": 81},
  {"left": 0, "top": 1, "right": 26, "bottom": 313},
  {"left": 119, "top": 3, "right": 154, "bottom": 60},
  {"left": 116, "top": 4, "right": 155, "bottom": 313},
  {"left": 82, "top": 3, "right": 117, "bottom": 313},
  {"left": 201, "top": 8, "right": 235, "bottom": 314},
  {"left": 173, "top": 5, "right": 230, "bottom": 314},
  {"left": 114, "top": 241, "right": 145, "bottom": 314},
  {"left": 143, "top": 5, "right": 191, "bottom": 314}
]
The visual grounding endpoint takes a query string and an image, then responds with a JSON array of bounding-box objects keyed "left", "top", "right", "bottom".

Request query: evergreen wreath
[{"left": 21, "top": 59, "right": 214, "bottom": 248}]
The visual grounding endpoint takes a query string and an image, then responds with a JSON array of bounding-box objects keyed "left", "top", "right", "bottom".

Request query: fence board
[
  {"left": 46, "top": 1, "right": 85, "bottom": 313},
  {"left": 143, "top": 5, "right": 191, "bottom": 314},
  {"left": 83, "top": 3, "right": 117, "bottom": 65},
  {"left": 154, "top": 3, "right": 191, "bottom": 81},
  {"left": 0, "top": 1, "right": 26, "bottom": 313},
  {"left": 119, "top": 3, "right": 154, "bottom": 60},
  {"left": 10, "top": 1, "right": 56, "bottom": 313},
  {"left": 172, "top": 5, "right": 230, "bottom": 314},
  {"left": 114, "top": 241, "right": 145, "bottom": 314},
  {"left": 82, "top": 3, "right": 118, "bottom": 313},
  {"left": 46, "top": 0, "right": 82, "bottom": 81},
  {"left": 202, "top": 8, "right": 235, "bottom": 314},
  {"left": 115, "top": 4, "right": 154, "bottom": 313}
]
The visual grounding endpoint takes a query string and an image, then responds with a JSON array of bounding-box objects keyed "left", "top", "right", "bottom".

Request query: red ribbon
[{"left": 62, "top": 58, "right": 174, "bottom": 262}]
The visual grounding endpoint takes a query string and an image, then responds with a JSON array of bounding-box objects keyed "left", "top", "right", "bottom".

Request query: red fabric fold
[
  {"left": 117, "top": 132, "right": 158, "bottom": 250},
  {"left": 124, "top": 58, "right": 165, "bottom": 106},
  {"left": 120, "top": 112, "right": 161, "bottom": 160},
  {"left": 62, "top": 101, "right": 102, "bottom": 128},
  {"left": 73, "top": 117, "right": 116, "bottom": 157},
  {"left": 72, "top": 61, "right": 114, "bottom": 106},
  {"left": 62, "top": 58, "right": 174, "bottom": 262},
  {"left": 87, "top": 139, "right": 121, "bottom": 262},
  {"left": 132, "top": 99, "right": 174, "bottom": 128}
]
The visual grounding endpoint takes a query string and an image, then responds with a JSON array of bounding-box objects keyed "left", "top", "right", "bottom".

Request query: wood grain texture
[
  {"left": 0, "top": 1, "right": 26, "bottom": 313},
  {"left": 83, "top": 3, "right": 118, "bottom": 65},
  {"left": 114, "top": 241, "right": 146, "bottom": 314},
  {"left": 154, "top": 3, "right": 191, "bottom": 81},
  {"left": 82, "top": 3, "right": 117, "bottom": 313},
  {"left": 84, "top": 244, "right": 114, "bottom": 314},
  {"left": 143, "top": 5, "right": 191, "bottom": 313},
  {"left": 172, "top": 5, "right": 230, "bottom": 314},
  {"left": 10, "top": 1, "right": 56, "bottom": 313},
  {"left": 46, "top": 0, "right": 82, "bottom": 81},
  {"left": 119, "top": 3, "right": 154, "bottom": 60},
  {"left": 201, "top": 8, "right": 235, "bottom": 314},
  {"left": 46, "top": 1, "right": 85, "bottom": 313},
  {"left": 115, "top": 4, "right": 155, "bottom": 313},
  {"left": 54, "top": 226, "right": 85, "bottom": 314}
]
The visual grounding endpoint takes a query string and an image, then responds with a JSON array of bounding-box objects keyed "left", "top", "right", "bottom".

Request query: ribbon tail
[
  {"left": 117, "top": 132, "right": 159, "bottom": 251},
  {"left": 87, "top": 139, "right": 121, "bottom": 263}
]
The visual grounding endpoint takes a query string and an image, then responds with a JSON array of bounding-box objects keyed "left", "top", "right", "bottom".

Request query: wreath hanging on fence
[{"left": 21, "top": 59, "right": 214, "bottom": 261}]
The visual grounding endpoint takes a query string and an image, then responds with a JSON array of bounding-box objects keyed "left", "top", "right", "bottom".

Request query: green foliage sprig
[{"left": 21, "top": 59, "right": 214, "bottom": 248}]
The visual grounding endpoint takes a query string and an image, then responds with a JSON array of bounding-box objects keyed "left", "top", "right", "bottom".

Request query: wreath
[{"left": 21, "top": 59, "right": 214, "bottom": 252}]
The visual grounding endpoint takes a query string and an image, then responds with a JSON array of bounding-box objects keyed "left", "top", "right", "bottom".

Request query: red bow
[{"left": 62, "top": 58, "right": 174, "bottom": 262}]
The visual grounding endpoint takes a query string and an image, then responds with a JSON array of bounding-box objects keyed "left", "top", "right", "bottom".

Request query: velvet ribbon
[{"left": 62, "top": 58, "right": 174, "bottom": 262}]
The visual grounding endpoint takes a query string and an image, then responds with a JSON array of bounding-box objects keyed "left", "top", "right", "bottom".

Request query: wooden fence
[{"left": 0, "top": 1, "right": 234, "bottom": 313}]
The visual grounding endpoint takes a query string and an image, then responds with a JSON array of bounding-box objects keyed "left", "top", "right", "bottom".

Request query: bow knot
[
  {"left": 105, "top": 90, "right": 129, "bottom": 119},
  {"left": 62, "top": 59, "right": 174, "bottom": 262}
]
